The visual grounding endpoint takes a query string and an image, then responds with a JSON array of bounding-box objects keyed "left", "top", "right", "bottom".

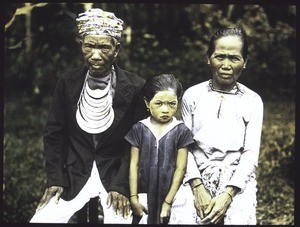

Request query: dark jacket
[{"left": 43, "top": 64, "right": 145, "bottom": 200}]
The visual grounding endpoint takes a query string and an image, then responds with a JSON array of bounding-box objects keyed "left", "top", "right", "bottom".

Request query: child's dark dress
[{"left": 125, "top": 117, "right": 194, "bottom": 224}]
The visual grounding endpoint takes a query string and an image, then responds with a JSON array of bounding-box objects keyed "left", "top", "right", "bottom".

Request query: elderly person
[
  {"left": 182, "top": 27, "right": 263, "bottom": 225},
  {"left": 30, "top": 8, "right": 145, "bottom": 223}
]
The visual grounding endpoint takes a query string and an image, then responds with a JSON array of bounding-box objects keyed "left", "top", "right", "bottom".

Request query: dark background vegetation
[{"left": 4, "top": 2, "right": 295, "bottom": 224}]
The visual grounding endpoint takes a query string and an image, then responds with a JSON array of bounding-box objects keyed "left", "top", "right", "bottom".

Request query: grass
[{"left": 256, "top": 99, "right": 295, "bottom": 225}]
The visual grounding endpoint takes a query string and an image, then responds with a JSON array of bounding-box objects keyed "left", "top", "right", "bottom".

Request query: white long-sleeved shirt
[{"left": 182, "top": 80, "right": 263, "bottom": 192}]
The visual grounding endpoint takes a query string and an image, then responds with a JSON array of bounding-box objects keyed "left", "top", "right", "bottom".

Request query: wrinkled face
[
  {"left": 81, "top": 35, "right": 120, "bottom": 77},
  {"left": 207, "top": 35, "right": 247, "bottom": 90},
  {"left": 144, "top": 90, "right": 178, "bottom": 124}
]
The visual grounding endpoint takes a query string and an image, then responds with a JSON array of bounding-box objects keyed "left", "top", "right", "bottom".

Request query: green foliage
[
  {"left": 5, "top": 3, "right": 83, "bottom": 99},
  {"left": 4, "top": 3, "right": 295, "bottom": 99}
]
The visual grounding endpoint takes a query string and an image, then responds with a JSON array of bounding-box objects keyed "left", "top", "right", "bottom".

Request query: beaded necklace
[{"left": 208, "top": 79, "right": 241, "bottom": 95}]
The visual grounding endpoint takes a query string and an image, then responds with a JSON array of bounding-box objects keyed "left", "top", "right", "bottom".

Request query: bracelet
[
  {"left": 164, "top": 199, "right": 172, "bottom": 205},
  {"left": 130, "top": 194, "right": 138, "bottom": 198},
  {"left": 224, "top": 191, "right": 233, "bottom": 201},
  {"left": 192, "top": 182, "right": 203, "bottom": 190}
]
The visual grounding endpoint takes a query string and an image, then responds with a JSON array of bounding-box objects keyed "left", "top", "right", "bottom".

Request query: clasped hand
[{"left": 194, "top": 187, "right": 232, "bottom": 224}]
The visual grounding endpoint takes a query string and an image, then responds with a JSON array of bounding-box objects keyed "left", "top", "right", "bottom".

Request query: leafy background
[{"left": 3, "top": 2, "right": 295, "bottom": 224}]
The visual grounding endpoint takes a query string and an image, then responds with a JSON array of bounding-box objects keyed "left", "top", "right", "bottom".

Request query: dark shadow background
[{"left": 3, "top": 2, "right": 296, "bottom": 224}]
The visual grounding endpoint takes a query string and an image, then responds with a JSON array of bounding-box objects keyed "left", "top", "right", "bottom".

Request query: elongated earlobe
[{"left": 114, "top": 42, "right": 121, "bottom": 57}]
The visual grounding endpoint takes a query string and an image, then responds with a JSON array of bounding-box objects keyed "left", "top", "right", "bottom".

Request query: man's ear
[
  {"left": 114, "top": 42, "right": 121, "bottom": 58},
  {"left": 79, "top": 39, "right": 84, "bottom": 49}
]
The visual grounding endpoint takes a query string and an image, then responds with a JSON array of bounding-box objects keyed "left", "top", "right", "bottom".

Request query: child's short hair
[{"left": 142, "top": 74, "right": 183, "bottom": 102}]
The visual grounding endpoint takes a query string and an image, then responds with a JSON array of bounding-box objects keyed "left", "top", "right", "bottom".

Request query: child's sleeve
[
  {"left": 177, "top": 124, "right": 195, "bottom": 149},
  {"left": 124, "top": 123, "right": 141, "bottom": 148},
  {"left": 177, "top": 125, "right": 202, "bottom": 185}
]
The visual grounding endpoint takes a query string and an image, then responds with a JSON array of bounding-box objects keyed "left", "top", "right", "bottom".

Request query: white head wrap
[{"left": 76, "top": 8, "right": 123, "bottom": 40}]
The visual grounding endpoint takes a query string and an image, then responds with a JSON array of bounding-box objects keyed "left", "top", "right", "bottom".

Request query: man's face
[
  {"left": 207, "top": 35, "right": 247, "bottom": 90},
  {"left": 81, "top": 35, "right": 120, "bottom": 77}
]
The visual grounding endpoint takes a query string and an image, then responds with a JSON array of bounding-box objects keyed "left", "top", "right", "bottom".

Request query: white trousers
[{"left": 30, "top": 161, "right": 132, "bottom": 224}]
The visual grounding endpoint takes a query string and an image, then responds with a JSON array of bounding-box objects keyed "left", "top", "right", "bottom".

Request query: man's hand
[
  {"left": 201, "top": 192, "right": 232, "bottom": 224},
  {"left": 36, "top": 186, "right": 63, "bottom": 211},
  {"left": 107, "top": 191, "right": 131, "bottom": 219}
]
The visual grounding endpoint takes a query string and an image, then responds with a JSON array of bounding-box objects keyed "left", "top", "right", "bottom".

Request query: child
[{"left": 125, "top": 74, "right": 195, "bottom": 224}]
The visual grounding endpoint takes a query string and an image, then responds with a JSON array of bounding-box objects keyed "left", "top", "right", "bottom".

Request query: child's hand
[
  {"left": 160, "top": 201, "right": 171, "bottom": 224},
  {"left": 131, "top": 200, "right": 148, "bottom": 217}
]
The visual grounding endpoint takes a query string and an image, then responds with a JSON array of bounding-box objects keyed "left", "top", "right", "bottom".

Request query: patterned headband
[{"left": 76, "top": 8, "right": 123, "bottom": 40}]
